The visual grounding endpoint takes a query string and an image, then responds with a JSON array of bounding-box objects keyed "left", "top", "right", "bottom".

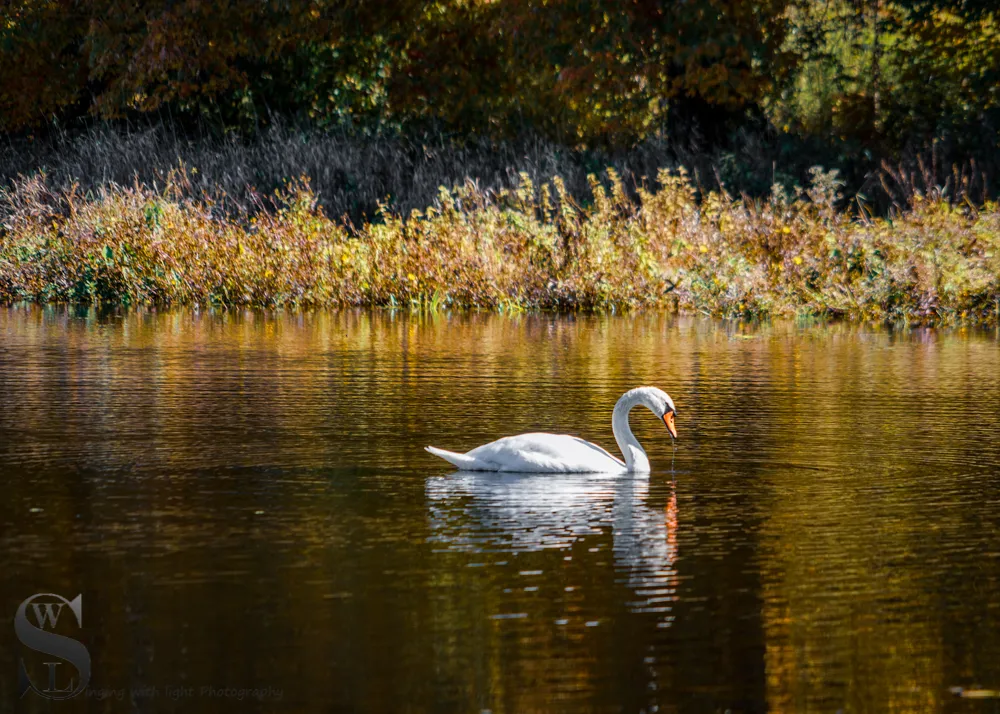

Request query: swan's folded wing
[
  {"left": 569, "top": 437, "right": 626, "bottom": 468},
  {"left": 464, "top": 433, "right": 625, "bottom": 473}
]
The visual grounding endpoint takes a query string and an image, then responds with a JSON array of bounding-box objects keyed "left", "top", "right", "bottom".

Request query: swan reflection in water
[{"left": 426, "top": 472, "right": 678, "bottom": 623}]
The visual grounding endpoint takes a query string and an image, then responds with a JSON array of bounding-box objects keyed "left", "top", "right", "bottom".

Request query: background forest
[
  {"left": 2, "top": 0, "right": 1000, "bottom": 320},
  {"left": 2, "top": 0, "right": 999, "bottom": 203}
]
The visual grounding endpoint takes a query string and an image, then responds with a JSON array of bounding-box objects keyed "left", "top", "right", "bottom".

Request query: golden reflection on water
[{"left": 1, "top": 306, "right": 999, "bottom": 713}]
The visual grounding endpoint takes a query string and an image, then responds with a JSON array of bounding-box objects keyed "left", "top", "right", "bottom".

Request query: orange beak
[{"left": 663, "top": 411, "right": 677, "bottom": 440}]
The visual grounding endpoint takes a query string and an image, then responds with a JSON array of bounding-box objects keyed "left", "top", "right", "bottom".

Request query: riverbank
[{"left": 1, "top": 166, "right": 997, "bottom": 323}]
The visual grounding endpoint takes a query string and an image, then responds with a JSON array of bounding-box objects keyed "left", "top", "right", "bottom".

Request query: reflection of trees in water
[
  {"left": 7, "top": 308, "right": 1000, "bottom": 711},
  {"left": 426, "top": 472, "right": 678, "bottom": 624}
]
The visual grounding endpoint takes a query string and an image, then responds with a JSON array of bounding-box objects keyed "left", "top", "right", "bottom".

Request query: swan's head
[{"left": 633, "top": 386, "right": 677, "bottom": 440}]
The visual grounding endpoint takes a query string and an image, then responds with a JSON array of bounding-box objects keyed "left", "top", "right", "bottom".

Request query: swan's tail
[{"left": 425, "top": 446, "right": 479, "bottom": 470}]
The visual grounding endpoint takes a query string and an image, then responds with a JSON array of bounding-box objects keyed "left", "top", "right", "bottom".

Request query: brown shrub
[{"left": 2, "top": 167, "right": 998, "bottom": 323}]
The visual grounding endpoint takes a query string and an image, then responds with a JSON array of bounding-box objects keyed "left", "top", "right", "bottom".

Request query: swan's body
[
  {"left": 425, "top": 387, "right": 676, "bottom": 474},
  {"left": 426, "top": 434, "right": 627, "bottom": 473}
]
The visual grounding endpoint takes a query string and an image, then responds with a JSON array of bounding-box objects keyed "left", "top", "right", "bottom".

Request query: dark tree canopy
[{"left": 2, "top": 0, "right": 998, "bottom": 163}]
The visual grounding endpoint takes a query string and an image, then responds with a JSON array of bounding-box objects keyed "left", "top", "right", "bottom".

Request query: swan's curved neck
[{"left": 612, "top": 390, "right": 651, "bottom": 473}]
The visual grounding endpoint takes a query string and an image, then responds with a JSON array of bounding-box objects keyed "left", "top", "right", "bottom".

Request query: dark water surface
[{"left": 2, "top": 307, "right": 1000, "bottom": 713}]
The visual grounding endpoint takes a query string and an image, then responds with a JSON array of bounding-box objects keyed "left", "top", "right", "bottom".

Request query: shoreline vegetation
[
  {"left": 4, "top": 1, "right": 999, "bottom": 323},
  {"left": 2, "top": 131, "right": 998, "bottom": 324}
]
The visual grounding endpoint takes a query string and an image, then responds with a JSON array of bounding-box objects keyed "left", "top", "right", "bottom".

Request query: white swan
[{"left": 425, "top": 386, "right": 677, "bottom": 473}]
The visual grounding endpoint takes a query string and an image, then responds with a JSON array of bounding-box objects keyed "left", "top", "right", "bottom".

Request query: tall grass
[
  {"left": 4, "top": 121, "right": 991, "bottom": 217},
  {"left": 2, "top": 164, "right": 998, "bottom": 323},
  {"left": 1, "top": 122, "right": 689, "bottom": 223}
]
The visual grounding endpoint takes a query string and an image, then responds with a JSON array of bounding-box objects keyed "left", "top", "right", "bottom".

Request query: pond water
[{"left": 1, "top": 307, "right": 999, "bottom": 713}]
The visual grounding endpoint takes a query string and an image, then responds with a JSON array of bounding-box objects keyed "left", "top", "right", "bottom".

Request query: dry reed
[{"left": 2, "top": 164, "right": 998, "bottom": 323}]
